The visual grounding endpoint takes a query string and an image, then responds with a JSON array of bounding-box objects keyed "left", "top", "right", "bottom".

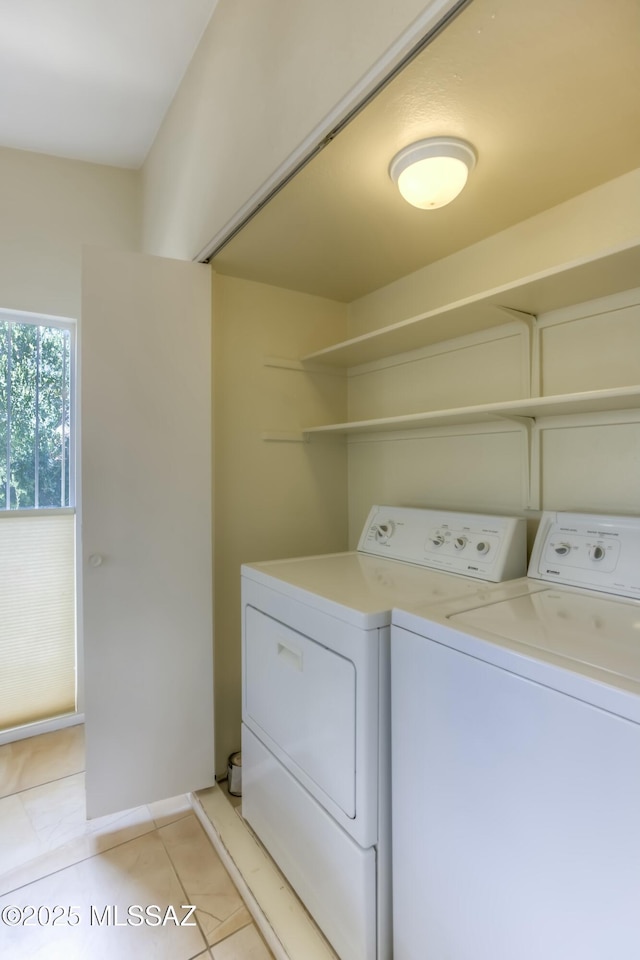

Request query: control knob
[
  {"left": 430, "top": 531, "right": 445, "bottom": 548},
  {"left": 375, "top": 520, "right": 396, "bottom": 544},
  {"left": 476, "top": 541, "right": 490, "bottom": 556},
  {"left": 554, "top": 542, "right": 572, "bottom": 557},
  {"left": 589, "top": 544, "right": 606, "bottom": 561},
  {"left": 454, "top": 536, "right": 468, "bottom": 551}
]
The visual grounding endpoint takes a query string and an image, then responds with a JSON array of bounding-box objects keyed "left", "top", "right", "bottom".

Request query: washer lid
[{"left": 451, "top": 588, "right": 640, "bottom": 684}]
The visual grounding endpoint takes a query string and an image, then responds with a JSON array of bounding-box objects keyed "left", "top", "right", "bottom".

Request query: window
[
  {"left": 0, "top": 311, "right": 76, "bottom": 733},
  {"left": 0, "top": 315, "right": 74, "bottom": 510}
]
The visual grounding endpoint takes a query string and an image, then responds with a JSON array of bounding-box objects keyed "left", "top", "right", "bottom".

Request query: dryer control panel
[
  {"left": 529, "top": 512, "right": 640, "bottom": 599},
  {"left": 357, "top": 506, "right": 527, "bottom": 582}
]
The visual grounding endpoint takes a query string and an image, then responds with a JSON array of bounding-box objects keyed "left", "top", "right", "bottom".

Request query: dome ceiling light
[{"left": 389, "top": 137, "right": 477, "bottom": 209}]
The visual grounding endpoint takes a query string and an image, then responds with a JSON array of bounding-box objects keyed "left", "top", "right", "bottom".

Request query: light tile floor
[{"left": 0, "top": 725, "right": 274, "bottom": 959}]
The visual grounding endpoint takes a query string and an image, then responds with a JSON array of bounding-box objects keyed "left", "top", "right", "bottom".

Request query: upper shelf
[
  {"left": 302, "top": 243, "right": 640, "bottom": 368},
  {"left": 303, "top": 385, "right": 640, "bottom": 437}
]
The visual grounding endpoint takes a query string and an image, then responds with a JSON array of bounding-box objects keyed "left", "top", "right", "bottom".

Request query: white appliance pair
[
  {"left": 241, "top": 506, "right": 527, "bottom": 960},
  {"left": 392, "top": 511, "right": 640, "bottom": 959}
]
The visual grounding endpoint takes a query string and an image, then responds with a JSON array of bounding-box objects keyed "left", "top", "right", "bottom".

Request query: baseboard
[
  {"left": 0, "top": 712, "right": 84, "bottom": 746},
  {"left": 190, "top": 784, "right": 338, "bottom": 960}
]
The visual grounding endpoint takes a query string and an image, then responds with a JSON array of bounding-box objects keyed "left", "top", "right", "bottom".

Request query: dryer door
[{"left": 244, "top": 606, "right": 356, "bottom": 817}]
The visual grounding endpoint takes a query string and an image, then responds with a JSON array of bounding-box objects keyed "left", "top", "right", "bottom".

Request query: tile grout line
[
  {"left": 191, "top": 793, "right": 290, "bottom": 960},
  {"left": 155, "top": 817, "right": 213, "bottom": 956},
  {"left": 0, "top": 816, "right": 157, "bottom": 898},
  {"left": 206, "top": 905, "right": 258, "bottom": 951},
  {"left": 1, "top": 733, "right": 257, "bottom": 956},
  {"left": 1, "top": 773, "right": 193, "bottom": 897},
  {"left": 0, "top": 767, "right": 86, "bottom": 802},
  {"left": 156, "top": 814, "right": 263, "bottom": 956},
  {"left": 0, "top": 830, "right": 154, "bottom": 899}
]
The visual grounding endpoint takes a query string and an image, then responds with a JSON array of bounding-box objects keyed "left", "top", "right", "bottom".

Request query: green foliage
[{"left": 0, "top": 320, "right": 71, "bottom": 509}]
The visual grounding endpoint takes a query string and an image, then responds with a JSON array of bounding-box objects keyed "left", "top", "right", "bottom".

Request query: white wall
[
  {"left": 0, "top": 146, "right": 141, "bottom": 319},
  {"left": 0, "top": 148, "right": 141, "bottom": 740},
  {"left": 142, "top": 0, "right": 460, "bottom": 260}
]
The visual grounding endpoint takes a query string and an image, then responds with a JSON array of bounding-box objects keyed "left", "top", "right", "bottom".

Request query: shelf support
[
  {"left": 494, "top": 306, "right": 536, "bottom": 324},
  {"left": 496, "top": 414, "right": 540, "bottom": 510},
  {"left": 494, "top": 307, "right": 540, "bottom": 398}
]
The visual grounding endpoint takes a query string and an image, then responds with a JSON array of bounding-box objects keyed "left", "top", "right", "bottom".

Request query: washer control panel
[
  {"left": 529, "top": 512, "right": 640, "bottom": 598},
  {"left": 358, "top": 506, "right": 527, "bottom": 582}
]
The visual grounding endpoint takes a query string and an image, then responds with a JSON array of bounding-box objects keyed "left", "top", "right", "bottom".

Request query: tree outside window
[{"left": 0, "top": 317, "right": 73, "bottom": 510}]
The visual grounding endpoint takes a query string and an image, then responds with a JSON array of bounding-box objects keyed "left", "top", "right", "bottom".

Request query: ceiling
[
  {"left": 0, "top": 0, "right": 218, "bottom": 168},
  {"left": 212, "top": 0, "right": 640, "bottom": 303}
]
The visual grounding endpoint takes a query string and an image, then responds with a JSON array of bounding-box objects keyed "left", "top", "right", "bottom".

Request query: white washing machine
[
  {"left": 241, "top": 506, "right": 526, "bottom": 960},
  {"left": 391, "top": 511, "right": 640, "bottom": 960}
]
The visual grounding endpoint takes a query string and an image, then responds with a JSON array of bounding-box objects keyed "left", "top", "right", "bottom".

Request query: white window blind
[
  {"left": 0, "top": 495, "right": 76, "bottom": 731},
  {"left": 0, "top": 311, "right": 76, "bottom": 734}
]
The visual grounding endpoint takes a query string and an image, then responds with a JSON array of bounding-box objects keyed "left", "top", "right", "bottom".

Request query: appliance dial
[
  {"left": 430, "top": 531, "right": 445, "bottom": 548},
  {"left": 476, "top": 541, "right": 490, "bottom": 556},
  {"left": 375, "top": 520, "right": 396, "bottom": 543},
  {"left": 554, "top": 542, "right": 572, "bottom": 557},
  {"left": 589, "top": 544, "right": 606, "bottom": 561},
  {"left": 454, "top": 536, "right": 468, "bottom": 551}
]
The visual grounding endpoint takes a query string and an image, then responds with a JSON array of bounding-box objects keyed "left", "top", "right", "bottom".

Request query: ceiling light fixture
[{"left": 389, "top": 137, "right": 477, "bottom": 210}]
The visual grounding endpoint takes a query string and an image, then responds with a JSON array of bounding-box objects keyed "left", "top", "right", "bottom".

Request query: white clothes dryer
[
  {"left": 391, "top": 511, "right": 640, "bottom": 960},
  {"left": 241, "top": 506, "right": 526, "bottom": 960}
]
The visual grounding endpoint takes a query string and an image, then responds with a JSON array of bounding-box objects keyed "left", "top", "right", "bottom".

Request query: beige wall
[
  {"left": 140, "top": 0, "right": 470, "bottom": 780},
  {"left": 136, "top": 0, "right": 640, "bottom": 779},
  {"left": 339, "top": 169, "right": 640, "bottom": 540},
  {"left": 211, "top": 170, "right": 640, "bottom": 765},
  {"left": 142, "top": 0, "right": 459, "bottom": 261},
  {"left": 348, "top": 168, "right": 640, "bottom": 336},
  {"left": 345, "top": 281, "right": 640, "bottom": 544},
  {"left": 346, "top": 325, "right": 531, "bottom": 542},
  {"left": 537, "top": 287, "right": 640, "bottom": 515},
  {"left": 0, "top": 146, "right": 140, "bottom": 319},
  {"left": 213, "top": 273, "right": 349, "bottom": 773}
]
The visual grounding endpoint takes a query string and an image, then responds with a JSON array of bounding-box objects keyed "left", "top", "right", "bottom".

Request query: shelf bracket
[
  {"left": 494, "top": 306, "right": 537, "bottom": 324},
  {"left": 494, "top": 307, "right": 540, "bottom": 398},
  {"left": 495, "top": 414, "right": 540, "bottom": 511}
]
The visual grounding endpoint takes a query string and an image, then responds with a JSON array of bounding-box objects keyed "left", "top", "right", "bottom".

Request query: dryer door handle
[{"left": 277, "top": 640, "right": 303, "bottom": 671}]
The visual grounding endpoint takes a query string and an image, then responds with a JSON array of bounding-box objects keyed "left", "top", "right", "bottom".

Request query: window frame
[{"left": 0, "top": 308, "right": 76, "bottom": 512}]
